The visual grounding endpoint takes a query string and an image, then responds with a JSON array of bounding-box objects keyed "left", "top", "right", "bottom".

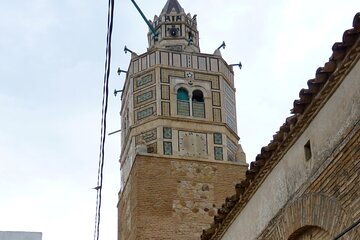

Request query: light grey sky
[{"left": 0, "top": 1, "right": 358, "bottom": 240}]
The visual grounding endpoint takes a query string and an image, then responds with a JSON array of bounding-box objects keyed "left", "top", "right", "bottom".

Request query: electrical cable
[{"left": 93, "top": 0, "right": 115, "bottom": 239}]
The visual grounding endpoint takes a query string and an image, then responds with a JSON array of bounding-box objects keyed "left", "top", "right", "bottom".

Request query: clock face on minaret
[{"left": 178, "top": 131, "right": 207, "bottom": 157}]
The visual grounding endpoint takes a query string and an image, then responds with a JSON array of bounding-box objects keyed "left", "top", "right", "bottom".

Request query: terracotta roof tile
[
  {"left": 331, "top": 42, "right": 347, "bottom": 61},
  {"left": 245, "top": 169, "right": 257, "bottom": 180},
  {"left": 201, "top": 12, "right": 360, "bottom": 240},
  {"left": 315, "top": 67, "right": 330, "bottom": 83},
  {"left": 235, "top": 180, "right": 249, "bottom": 196},
  {"left": 272, "top": 130, "right": 285, "bottom": 142},
  {"left": 254, "top": 157, "right": 267, "bottom": 167},
  {"left": 343, "top": 29, "right": 358, "bottom": 47},
  {"left": 306, "top": 79, "right": 322, "bottom": 94}
]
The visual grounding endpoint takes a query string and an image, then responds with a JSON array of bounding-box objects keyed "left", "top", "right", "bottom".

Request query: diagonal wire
[{"left": 94, "top": 0, "right": 115, "bottom": 239}]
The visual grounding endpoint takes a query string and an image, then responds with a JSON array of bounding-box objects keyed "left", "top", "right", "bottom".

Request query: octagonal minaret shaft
[{"left": 118, "top": 1, "right": 247, "bottom": 239}]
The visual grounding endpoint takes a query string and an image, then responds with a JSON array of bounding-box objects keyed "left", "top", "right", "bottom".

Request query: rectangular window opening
[{"left": 304, "top": 140, "right": 312, "bottom": 161}]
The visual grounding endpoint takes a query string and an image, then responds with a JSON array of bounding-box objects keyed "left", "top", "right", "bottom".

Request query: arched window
[
  {"left": 192, "top": 90, "right": 205, "bottom": 118},
  {"left": 177, "top": 88, "right": 190, "bottom": 116},
  {"left": 288, "top": 226, "right": 331, "bottom": 240}
]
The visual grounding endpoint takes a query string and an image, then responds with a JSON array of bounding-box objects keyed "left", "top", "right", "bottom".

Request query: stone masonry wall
[
  {"left": 118, "top": 155, "right": 247, "bottom": 240},
  {"left": 118, "top": 166, "right": 138, "bottom": 240}
]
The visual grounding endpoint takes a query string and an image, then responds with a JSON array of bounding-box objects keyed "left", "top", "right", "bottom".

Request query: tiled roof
[{"left": 201, "top": 12, "right": 360, "bottom": 240}]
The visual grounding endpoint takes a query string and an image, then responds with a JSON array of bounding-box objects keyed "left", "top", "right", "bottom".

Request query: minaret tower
[{"left": 118, "top": 1, "right": 247, "bottom": 239}]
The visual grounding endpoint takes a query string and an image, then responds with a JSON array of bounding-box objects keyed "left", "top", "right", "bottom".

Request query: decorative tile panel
[
  {"left": 227, "top": 137, "right": 237, "bottom": 162},
  {"left": 164, "top": 142, "right": 173, "bottom": 155},
  {"left": 213, "top": 108, "right": 222, "bottom": 122},
  {"left": 181, "top": 54, "right": 192, "bottom": 68},
  {"left": 134, "top": 72, "right": 155, "bottom": 91},
  {"left": 149, "top": 52, "right": 156, "bottom": 67},
  {"left": 161, "top": 102, "right": 170, "bottom": 116},
  {"left": 138, "top": 91, "right": 152, "bottom": 103},
  {"left": 224, "top": 98, "right": 236, "bottom": 113},
  {"left": 135, "top": 104, "right": 156, "bottom": 122},
  {"left": 192, "top": 56, "right": 198, "bottom": 69},
  {"left": 224, "top": 80, "right": 237, "bottom": 133},
  {"left": 185, "top": 71, "right": 194, "bottom": 79},
  {"left": 226, "top": 115, "right": 237, "bottom": 134},
  {"left": 198, "top": 57, "right": 207, "bottom": 70},
  {"left": 156, "top": 51, "right": 160, "bottom": 64},
  {"left": 141, "top": 57, "right": 147, "bottom": 71},
  {"left": 135, "top": 128, "right": 157, "bottom": 144},
  {"left": 220, "top": 61, "right": 234, "bottom": 86},
  {"left": 147, "top": 143, "right": 157, "bottom": 154},
  {"left": 134, "top": 86, "right": 156, "bottom": 108},
  {"left": 212, "top": 92, "right": 221, "bottom": 106},
  {"left": 137, "top": 108, "right": 153, "bottom": 120},
  {"left": 224, "top": 80, "right": 236, "bottom": 100},
  {"left": 194, "top": 73, "right": 219, "bottom": 90},
  {"left": 163, "top": 127, "right": 172, "bottom": 139},
  {"left": 138, "top": 75, "right": 152, "bottom": 87},
  {"left": 214, "top": 147, "right": 223, "bottom": 160},
  {"left": 210, "top": 58, "right": 219, "bottom": 72},
  {"left": 161, "top": 68, "right": 185, "bottom": 83},
  {"left": 212, "top": 78, "right": 220, "bottom": 90},
  {"left": 213, "top": 133, "right": 222, "bottom": 145},
  {"left": 160, "top": 52, "right": 169, "bottom": 65},
  {"left": 186, "top": 55, "right": 192, "bottom": 68},
  {"left": 133, "top": 60, "right": 139, "bottom": 74},
  {"left": 165, "top": 45, "right": 182, "bottom": 51},
  {"left": 161, "top": 85, "right": 170, "bottom": 100},
  {"left": 173, "top": 53, "right": 181, "bottom": 67}
]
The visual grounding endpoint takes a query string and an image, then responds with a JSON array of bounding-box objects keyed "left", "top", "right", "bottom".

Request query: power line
[
  {"left": 93, "top": 0, "right": 115, "bottom": 239},
  {"left": 334, "top": 218, "right": 360, "bottom": 240}
]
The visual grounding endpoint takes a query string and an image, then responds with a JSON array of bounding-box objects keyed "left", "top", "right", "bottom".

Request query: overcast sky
[{"left": 0, "top": 1, "right": 358, "bottom": 240}]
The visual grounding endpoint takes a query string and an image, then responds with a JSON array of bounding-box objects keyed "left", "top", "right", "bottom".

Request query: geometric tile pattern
[
  {"left": 213, "top": 108, "right": 222, "bottom": 122},
  {"left": 212, "top": 91, "right": 221, "bottom": 106},
  {"left": 163, "top": 127, "right": 172, "bottom": 139},
  {"left": 135, "top": 128, "right": 157, "bottom": 144},
  {"left": 164, "top": 142, "right": 173, "bottom": 155},
  {"left": 213, "top": 133, "right": 222, "bottom": 145},
  {"left": 224, "top": 80, "right": 237, "bottom": 133},
  {"left": 214, "top": 147, "right": 223, "bottom": 160},
  {"left": 227, "top": 137, "right": 237, "bottom": 162}
]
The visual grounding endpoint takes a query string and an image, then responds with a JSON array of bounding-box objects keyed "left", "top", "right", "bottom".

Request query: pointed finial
[{"left": 161, "top": 0, "right": 184, "bottom": 14}]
